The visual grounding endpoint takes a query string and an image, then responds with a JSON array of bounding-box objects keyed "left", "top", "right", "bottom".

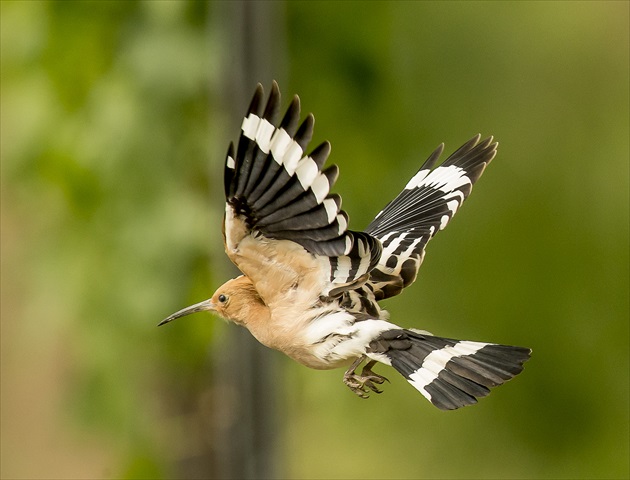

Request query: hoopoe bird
[{"left": 160, "top": 81, "right": 531, "bottom": 410}]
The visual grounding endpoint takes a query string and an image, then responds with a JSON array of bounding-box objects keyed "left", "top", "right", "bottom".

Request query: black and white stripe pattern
[
  {"left": 368, "top": 329, "right": 531, "bottom": 410},
  {"left": 326, "top": 231, "right": 382, "bottom": 296},
  {"left": 366, "top": 136, "right": 497, "bottom": 300},
  {"left": 225, "top": 82, "right": 380, "bottom": 290},
  {"left": 339, "top": 286, "right": 381, "bottom": 319},
  {"left": 220, "top": 83, "right": 530, "bottom": 409}
]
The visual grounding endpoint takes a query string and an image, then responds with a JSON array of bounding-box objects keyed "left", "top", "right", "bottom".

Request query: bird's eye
[{"left": 218, "top": 294, "right": 227, "bottom": 303}]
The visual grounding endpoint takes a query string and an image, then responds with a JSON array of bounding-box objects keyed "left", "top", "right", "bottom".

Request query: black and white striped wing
[
  {"left": 224, "top": 82, "right": 381, "bottom": 302},
  {"left": 365, "top": 136, "right": 497, "bottom": 300}
]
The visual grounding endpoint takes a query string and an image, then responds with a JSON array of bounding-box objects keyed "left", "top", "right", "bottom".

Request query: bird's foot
[{"left": 343, "top": 358, "right": 389, "bottom": 399}]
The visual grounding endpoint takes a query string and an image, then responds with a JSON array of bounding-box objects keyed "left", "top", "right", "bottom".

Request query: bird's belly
[
  {"left": 284, "top": 347, "right": 351, "bottom": 370},
  {"left": 251, "top": 304, "right": 395, "bottom": 371},
  {"left": 248, "top": 327, "right": 348, "bottom": 370},
  {"left": 248, "top": 308, "right": 356, "bottom": 370},
  {"left": 277, "top": 311, "right": 394, "bottom": 371},
  {"left": 253, "top": 326, "right": 348, "bottom": 370}
]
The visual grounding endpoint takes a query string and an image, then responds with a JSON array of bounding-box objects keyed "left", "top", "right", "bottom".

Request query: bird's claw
[{"left": 343, "top": 360, "right": 389, "bottom": 398}]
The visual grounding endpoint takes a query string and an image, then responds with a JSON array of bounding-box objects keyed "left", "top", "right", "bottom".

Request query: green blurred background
[{"left": 1, "top": 1, "right": 628, "bottom": 479}]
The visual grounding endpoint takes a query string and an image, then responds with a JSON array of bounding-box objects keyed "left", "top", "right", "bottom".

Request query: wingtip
[
  {"left": 248, "top": 84, "right": 265, "bottom": 115},
  {"left": 263, "top": 80, "right": 281, "bottom": 121},
  {"left": 279, "top": 94, "right": 301, "bottom": 133},
  {"left": 294, "top": 113, "right": 315, "bottom": 149},
  {"left": 466, "top": 133, "right": 482, "bottom": 149},
  {"left": 309, "top": 140, "right": 332, "bottom": 169},
  {"left": 289, "top": 94, "right": 301, "bottom": 115},
  {"left": 420, "top": 142, "right": 445, "bottom": 170},
  {"left": 322, "top": 164, "right": 340, "bottom": 186},
  {"left": 474, "top": 134, "right": 499, "bottom": 150},
  {"left": 268, "top": 80, "right": 280, "bottom": 100},
  {"left": 478, "top": 135, "right": 499, "bottom": 162}
]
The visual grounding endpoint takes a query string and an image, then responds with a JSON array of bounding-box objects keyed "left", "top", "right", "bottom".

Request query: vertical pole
[{"left": 208, "top": 2, "right": 286, "bottom": 479}]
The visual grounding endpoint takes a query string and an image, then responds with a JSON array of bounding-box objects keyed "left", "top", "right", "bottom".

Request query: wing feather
[
  {"left": 365, "top": 135, "right": 497, "bottom": 300},
  {"left": 224, "top": 82, "right": 381, "bottom": 304}
]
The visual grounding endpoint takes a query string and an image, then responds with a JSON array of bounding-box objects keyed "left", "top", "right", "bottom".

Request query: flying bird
[{"left": 160, "top": 82, "right": 531, "bottom": 410}]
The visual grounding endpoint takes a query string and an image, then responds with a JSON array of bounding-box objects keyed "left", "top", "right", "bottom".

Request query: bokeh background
[{"left": 2, "top": 1, "right": 628, "bottom": 479}]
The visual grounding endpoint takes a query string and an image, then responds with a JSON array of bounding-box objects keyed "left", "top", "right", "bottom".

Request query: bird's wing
[
  {"left": 223, "top": 82, "right": 381, "bottom": 306},
  {"left": 364, "top": 135, "right": 497, "bottom": 300}
]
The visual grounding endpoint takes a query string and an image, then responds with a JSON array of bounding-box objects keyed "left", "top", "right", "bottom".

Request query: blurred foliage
[
  {"left": 1, "top": 1, "right": 628, "bottom": 479},
  {"left": 2, "top": 1, "right": 221, "bottom": 478}
]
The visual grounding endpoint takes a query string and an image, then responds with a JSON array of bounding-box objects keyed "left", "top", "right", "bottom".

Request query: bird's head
[{"left": 158, "top": 275, "right": 266, "bottom": 327}]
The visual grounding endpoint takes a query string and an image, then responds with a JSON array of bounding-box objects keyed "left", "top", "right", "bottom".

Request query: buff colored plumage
[{"left": 160, "top": 82, "right": 531, "bottom": 410}]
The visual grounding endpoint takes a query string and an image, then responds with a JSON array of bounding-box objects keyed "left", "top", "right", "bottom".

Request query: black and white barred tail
[{"left": 368, "top": 329, "right": 531, "bottom": 410}]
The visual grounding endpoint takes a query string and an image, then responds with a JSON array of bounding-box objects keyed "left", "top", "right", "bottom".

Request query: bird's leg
[
  {"left": 361, "top": 359, "right": 389, "bottom": 385},
  {"left": 343, "top": 356, "right": 389, "bottom": 399},
  {"left": 343, "top": 356, "right": 366, "bottom": 394}
]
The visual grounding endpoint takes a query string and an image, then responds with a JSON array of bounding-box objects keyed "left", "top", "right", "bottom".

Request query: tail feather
[
  {"left": 367, "top": 329, "right": 531, "bottom": 410},
  {"left": 439, "top": 369, "right": 490, "bottom": 399},
  {"left": 425, "top": 372, "right": 479, "bottom": 410},
  {"left": 448, "top": 356, "right": 503, "bottom": 388}
]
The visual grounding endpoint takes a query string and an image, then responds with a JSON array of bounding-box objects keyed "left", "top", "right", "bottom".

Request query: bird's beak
[{"left": 158, "top": 299, "right": 215, "bottom": 326}]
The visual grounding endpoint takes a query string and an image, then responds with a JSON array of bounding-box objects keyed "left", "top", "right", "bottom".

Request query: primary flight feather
[{"left": 160, "top": 81, "right": 531, "bottom": 410}]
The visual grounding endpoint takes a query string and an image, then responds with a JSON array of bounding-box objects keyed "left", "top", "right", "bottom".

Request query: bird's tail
[{"left": 367, "top": 329, "right": 531, "bottom": 410}]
